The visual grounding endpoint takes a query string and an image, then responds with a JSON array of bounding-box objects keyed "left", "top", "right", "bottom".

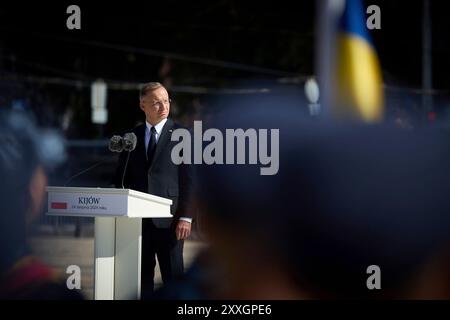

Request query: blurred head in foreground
[
  {"left": 0, "top": 109, "right": 79, "bottom": 299},
  {"left": 195, "top": 96, "right": 450, "bottom": 299}
]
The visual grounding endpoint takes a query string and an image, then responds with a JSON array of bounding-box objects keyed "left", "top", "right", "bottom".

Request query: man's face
[{"left": 140, "top": 86, "right": 170, "bottom": 125}]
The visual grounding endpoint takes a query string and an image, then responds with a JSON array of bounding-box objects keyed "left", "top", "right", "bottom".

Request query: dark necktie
[{"left": 147, "top": 126, "right": 157, "bottom": 167}]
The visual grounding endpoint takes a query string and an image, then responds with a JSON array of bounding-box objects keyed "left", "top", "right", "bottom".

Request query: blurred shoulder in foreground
[{"left": 0, "top": 109, "right": 83, "bottom": 300}]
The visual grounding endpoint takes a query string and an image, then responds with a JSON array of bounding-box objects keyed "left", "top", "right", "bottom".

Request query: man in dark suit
[{"left": 114, "top": 82, "right": 195, "bottom": 298}]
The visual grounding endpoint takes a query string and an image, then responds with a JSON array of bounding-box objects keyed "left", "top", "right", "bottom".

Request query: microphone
[
  {"left": 123, "top": 132, "right": 137, "bottom": 151},
  {"left": 121, "top": 132, "right": 137, "bottom": 188},
  {"left": 64, "top": 135, "right": 125, "bottom": 187},
  {"left": 109, "top": 135, "right": 124, "bottom": 152}
]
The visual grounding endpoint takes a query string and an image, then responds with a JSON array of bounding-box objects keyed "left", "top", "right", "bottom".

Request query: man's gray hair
[{"left": 139, "top": 82, "right": 165, "bottom": 99}]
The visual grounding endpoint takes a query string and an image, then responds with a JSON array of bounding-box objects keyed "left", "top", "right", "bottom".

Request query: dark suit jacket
[{"left": 113, "top": 119, "right": 195, "bottom": 228}]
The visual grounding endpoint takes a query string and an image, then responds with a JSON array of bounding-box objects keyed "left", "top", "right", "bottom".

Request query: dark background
[{"left": 1, "top": 0, "right": 449, "bottom": 138}]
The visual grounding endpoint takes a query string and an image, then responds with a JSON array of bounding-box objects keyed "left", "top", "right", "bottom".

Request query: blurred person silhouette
[
  {"left": 277, "top": 120, "right": 450, "bottom": 299},
  {"left": 154, "top": 92, "right": 450, "bottom": 299},
  {"left": 0, "top": 109, "right": 82, "bottom": 300}
]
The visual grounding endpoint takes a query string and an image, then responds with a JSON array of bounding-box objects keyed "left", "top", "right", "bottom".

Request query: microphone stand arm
[{"left": 121, "top": 151, "right": 131, "bottom": 189}]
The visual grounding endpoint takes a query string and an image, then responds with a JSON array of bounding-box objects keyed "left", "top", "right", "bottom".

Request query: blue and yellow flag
[{"left": 331, "top": 0, "right": 384, "bottom": 122}]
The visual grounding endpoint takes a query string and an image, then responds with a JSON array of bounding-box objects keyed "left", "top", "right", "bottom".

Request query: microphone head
[
  {"left": 109, "top": 135, "right": 124, "bottom": 152},
  {"left": 123, "top": 132, "right": 137, "bottom": 152}
]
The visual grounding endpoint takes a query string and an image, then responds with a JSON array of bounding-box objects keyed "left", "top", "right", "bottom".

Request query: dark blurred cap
[{"left": 0, "top": 109, "right": 66, "bottom": 180}]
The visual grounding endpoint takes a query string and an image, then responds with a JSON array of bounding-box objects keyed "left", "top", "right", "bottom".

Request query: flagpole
[
  {"left": 422, "top": 0, "right": 433, "bottom": 119},
  {"left": 316, "top": 0, "right": 345, "bottom": 119},
  {"left": 316, "top": 0, "right": 332, "bottom": 119}
]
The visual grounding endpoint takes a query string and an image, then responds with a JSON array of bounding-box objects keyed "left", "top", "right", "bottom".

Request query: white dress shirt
[
  {"left": 145, "top": 119, "right": 192, "bottom": 224},
  {"left": 145, "top": 118, "right": 167, "bottom": 149}
]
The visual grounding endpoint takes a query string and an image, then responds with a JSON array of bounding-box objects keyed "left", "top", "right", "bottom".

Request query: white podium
[{"left": 46, "top": 187, "right": 172, "bottom": 300}]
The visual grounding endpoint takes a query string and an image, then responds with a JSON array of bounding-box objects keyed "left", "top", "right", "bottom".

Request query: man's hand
[{"left": 176, "top": 220, "right": 192, "bottom": 240}]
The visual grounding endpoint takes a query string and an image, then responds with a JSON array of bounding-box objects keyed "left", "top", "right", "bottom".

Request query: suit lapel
[
  {"left": 135, "top": 124, "right": 146, "bottom": 164},
  {"left": 150, "top": 118, "right": 174, "bottom": 170}
]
